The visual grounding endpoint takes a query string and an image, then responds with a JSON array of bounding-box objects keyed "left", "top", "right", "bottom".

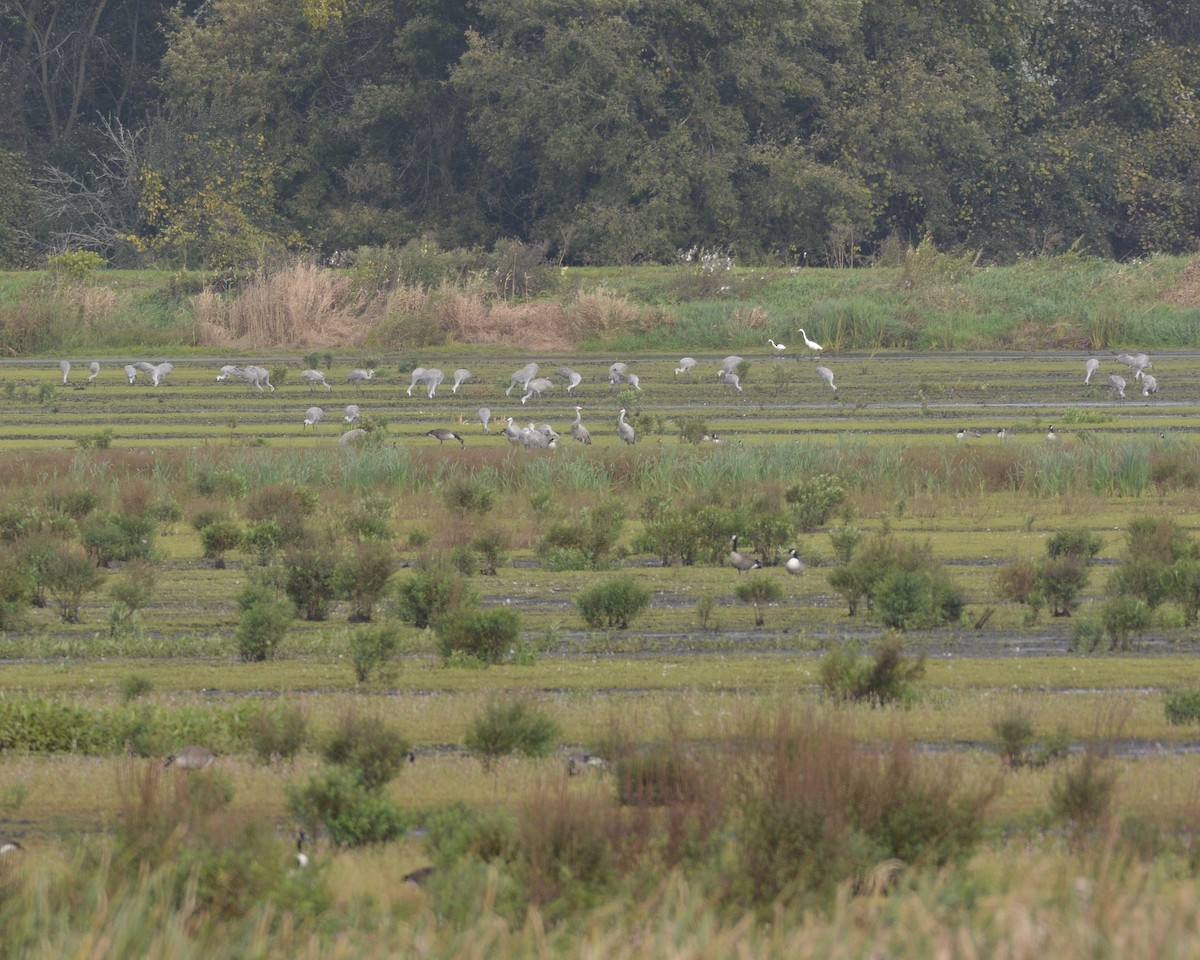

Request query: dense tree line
[{"left": 1, "top": 0, "right": 1198, "bottom": 267}]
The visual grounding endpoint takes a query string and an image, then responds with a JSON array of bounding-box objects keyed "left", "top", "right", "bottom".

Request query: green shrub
[
  {"left": 465, "top": 698, "right": 561, "bottom": 771},
  {"left": 348, "top": 621, "right": 402, "bottom": 683},
  {"left": 1049, "top": 749, "right": 1116, "bottom": 835},
  {"left": 820, "top": 640, "right": 925, "bottom": 705},
  {"left": 785, "top": 474, "right": 847, "bottom": 532},
  {"left": 471, "top": 529, "right": 509, "bottom": 575},
  {"left": 0, "top": 552, "right": 32, "bottom": 630},
  {"left": 242, "top": 483, "right": 315, "bottom": 543},
  {"left": 81, "top": 514, "right": 155, "bottom": 566},
  {"left": 1168, "top": 559, "right": 1200, "bottom": 626},
  {"left": 236, "top": 600, "right": 292, "bottom": 661},
  {"left": 43, "top": 544, "right": 105, "bottom": 622},
  {"left": 734, "top": 575, "right": 783, "bottom": 626},
  {"left": 1037, "top": 555, "right": 1090, "bottom": 617},
  {"left": 435, "top": 607, "right": 521, "bottom": 664},
  {"left": 1046, "top": 527, "right": 1103, "bottom": 560},
  {"left": 1164, "top": 688, "right": 1200, "bottom": 726},
  {"left": 992, "top": 708, "right": 1070, "bottom": 768},
  {"left": 874, "top": 567, "right": 965, "bottom": 630},
  {"left": 395, "top": 559, "right": 477, "bottom": 629},
  {"left": 321, "top": 711, "right": 412, "bottom": 790},
  {"left": 243, "top": 519, "right": 284, "bottom": 565},
  {"left": 828, "top": 524, "right": 864, "bottom": 564},
  {"left": 1100, "top": 595, "right": 1152, "bottom": 650},
  {"left": 443, "top": 479, "right": 496, "bottom": 516},
  {"left": 190, "top": 467, "right": 248, "bottom": 500},
  {"left": 287, "top": 767, "right": 409, "bottom": 847},
  {"left": 118, "top": 674, "right": 154, "bottom": 703},
  {"left": 333, "top": 540, "right": 395, "bottom": 621},
  {"left": 284, "top": 542, "right": 339, "bottom": 621},
  {"left": 575, "top": 574, "right": 652, "bottom": 629},
  {"left": 200, "top": 519, "right": 242, "bottom": 568},
  {"left": 246, "top": 702, "right": 309, "bottom": 763},
  {"left": 537, "top": 500, "right": 626, "bottom": 569}
]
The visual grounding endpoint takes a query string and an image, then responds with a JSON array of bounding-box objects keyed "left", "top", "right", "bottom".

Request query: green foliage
[
  {"left": 242, "top": 483, "right": 315, "bottom": 544},
  {"left": 1100, "top": 595, "right": 1152, "bottom": 651},
  {"left": 992, "top": 709, "right": 1070, "bottom": 769},
  {"left": 1049, "top": 750, "right": 1117, "bottom": 835},
  {"left": 246, "top": 702, "right": 309, "bottom": 764},
  {"left": 1164, "top": 688, "right": 1200, "bottom": 726},
  {"left": 434, "top": 607, "right": 521, "bottom": 665},
  {"left": 1037, "top": 555, "right": 1091, "bottom": 617},
  {"left": 321, "top": 711, "right": 412, "bottom": 790},
  {"left": 575, "top": 574, "right": 652, "bottom": 629},
  {"left": 1045, "top": 527, "right": 1104, "bottom": 561},
  {"left": 348, "top": 622, "right": 402, "bottom": 683},
  {"left": 118, "top": 674, "right": 154, "bottom": 703},
  {"left": 395, "top": 559, "right": 478, "bottom": 629},
  {"left": 537, "top": 500, "right": 626, "bottom": 570},
  {"left": 734, "top": 575, "right": 784, "bottom": 626},
  {"left": 471, "top": 529, "right": 509, "bottom": 575},
  {"left": 465, "top": 698, "right": 561, "bottom": 771},
  {"left": 443, "top": 479, "right": 496, "bottom": 516},
  {"left": 283, "top": 542, "right": 339, "bottom": 621},
  {"left": 81, "top": 514, "right": 156, "bottom": 567},
  {"left": 0, "top": 551, "right": 33, "bottom": 630},
  {"left": 243, "top": 519, "right": 284, "bottom": 565},
  {"left": 43, "top": 544, "right": 105, "bottom": 622},
  {"left": 333, "top": 540, "right": 395, "bottom": 622},
  {"left": 820, "top": 640, "right": 925, "bottom": 705},
  {"left": 825, "top": 532, "right": 961, "bottom": 626},
  {"left": 48, "top": 250, "right": 105, "bottom": 280},
  {"left": 828, "top": 524, "right": 864, "bottom": 564},
  {"left": 784, "top": 474, "right": 848, "bottom": 532},
  {"left": 236, "top": 599, "right": 292, "bottom": 661},
  {"left": 200, "top": 519, "right": 242, "bottom": 568},
  {"left": 191, "top": 467, "right": 249, "bottom": 500},
  {"left": 287, "top": 767, "right": 409, "bottom": 847}
]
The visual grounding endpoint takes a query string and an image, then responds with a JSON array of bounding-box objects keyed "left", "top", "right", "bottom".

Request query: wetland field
[{"left": 5, "top": 273, "right": 1200, "bottom": 953}]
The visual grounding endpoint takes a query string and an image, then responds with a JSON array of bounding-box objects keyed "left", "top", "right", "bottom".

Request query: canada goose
[
  {"left": 425, "top": 428, "right": 464, "bottom": 447},
  {"left": 796, "top": 328, "right": 824, "bottom": 352},
  {"left": 164, "top": 745, "right": 216, "bottom": 770},
  {"left": 566, "top": 751, "right": 609, "bottom": 776},
  {"left": 617, "top": 408, "right": 636, "bottom": 444},
  {"left": 295, "top": 831, "right": 309, "bottom": 869},
  {"left": 1084, "top": 358, "right": 1100, "bottom": 384},
  {"left": 1046, "top": 425, "right": 1058, "bottom": 441},
  {"left": 816, "top": 366, "right": 837, "bottom": 391},
  {"left": 996, "top": 428, "right": 1010, "bottom": 439},
  {"left": 1109, "top": 374, "right": 1126, "bottom": 398},
  {"left": 768, "top": 339, "right": 786, "bottom": 352},
  {"left": 0, "top": 837, "right": 23, "bottom": 855},
  {"left": 785, "top": 548, "right": 805, "bottom": 575},
  {"left": 571, "top": 407, "right": 591, "bottom": 444},
  {"left": 1142, "top": 374, "right": 1158, "bottom": 396},
  {"left": 730, "top": 535, "right": 760, "bottom": 573},
  {"left": 675, "top": 357, "right": 697, "bottom": 376}
]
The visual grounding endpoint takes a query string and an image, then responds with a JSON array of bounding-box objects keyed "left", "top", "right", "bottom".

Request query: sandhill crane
[
  {"left": 303, "top": 406, "right": 326, "bottom": 430},
  {"left": 675, "top": 357, "right": 697, "bottom": 376},
  {"left": 520, "top": 377, "right": 553, "bottom": 404},
  {"left": 236, "top": 365, "right": 273, "bottom": 392},
  {"left": 718, "top": 356, "right": 743, "bottom": 375},
  {"left": 1117, "top": 352, "right": 1151, "bottom": 379},
  {"left": 406, "top": 367, "right": 427, "bottom": 396},
  {"left": 58, "top": 360, "right": 70, "bottom": 384},
  {"left": 339, "top": 428, "right": 368, "bottom": 447},
  {"left": 555, "top": 367, "right": 583, "bottom": 392},
  {"left": 426, "top": 428, "right": 464, "bottom": 446},
  {"left": 344, "top": 404, "right": 360, "bottom": 423},
  {"left": 164, "top": 745, "right": 215, "bottom": 770},
  {"left": 451, "top": 368, "right": 472, "bottom": 393},
  {"left": 571, "top": 407, "right": 591, "bottom": 445},
  {"left": 617, "top": 408, "right": 636, "bottom": 444},
  {"left": 216, "top": 364, "right": 239, "bottom": 382},
  {"left": 1084, "top": 358, "right": 1100, "bottom": 384},
  {"left": 624, "top": 372, "right": 642, "bottom": 391},
  {"left": 424, "top": 368, "right": 446, "bottom": 398},
  {"left": 301, "top": 369, "right": 331, "bottom": 391},
  {"left": 535, "top": 423, "right": 560, "bottom": 445},
  {"left": 347, "top": 368, "right": 375, "bottom": 392},
  {"left": 608, "top": 362, "right": 630, "bottom": 388},
  {"left": 796, "top": 328, "right": 824, "bottom": 353},
  {"left": 506, "top": 363, "right": 539, "bottom": 396},
  {"left": 566, "top": 751, "right": 609, "bottom": 776},
  {"left": 1109, "top": 374, "right": 1126, "bottom": 398},
  {"left": 718, "top": 370, "right": 743, "bottom": 392},
  {"left": 1046, "top": 425, "right": 1058, "bottom": 441},
  {"left": 124, "top": 364, "right": 137, "bottom": 384},
  {"left": 768, "top": 339, "right": 787, "bottom": 352},
  {"left": 785, "top": 548, "right": 805, "bottom": 575},
  {"left": 478, "top": 407, "right": 492, "bottom": 433},
  {"left": 87, "top": 361, "right": 100, "bottom": 382},
  {"left": 502, "top": 417, "right": 523, "bottom": 445},
  {"left": 1142, "top": 374, "right": 1158, "bottom": 396},
  {"left": 730, "top": 536, "right": 760, "bottom": 573},
  {"left": 149, "top": 362, "right": 173, "bottom": 386},
  {"left": 816, "top": 366, "right": 836, "bottom": 392}
]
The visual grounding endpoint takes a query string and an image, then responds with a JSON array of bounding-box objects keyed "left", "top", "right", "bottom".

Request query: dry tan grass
[
  {"left": 1165, "top": 254, "right": 1200, "bottom": 307},
  {"left": 76, "top": 286, "right": 120, "bottom": 328},
  {"left": 570, "top": 286, "right": 640, "bottom": 341},
  {"left": 433, "top": 283, "right": 575, "bottom": 350}
]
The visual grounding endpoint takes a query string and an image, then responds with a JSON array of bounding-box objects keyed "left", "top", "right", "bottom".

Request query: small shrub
[
  {"left": 119, "top": 674, "right": 154, "bottom": 702},
  {"left": 992, "top": 709, "right": 1070, "bottom": 768},
  {"left": 43, "top": 544, "right": 105, "bottom": 622},
  {"left": 244, "top": 519, "right": 284, "bottom": 565},
  {"left": 284, "top": 542, "right": 339, "bottom": 621},
  {"left": 395, "top": 559, "right": 477, "bottom": 629},
  {"left": 1046, "top": 527, "right": 1103, "bottom": 561},
  {"left": 785, "top": 474, "right": 847, "bottom": 532},
  {"left": 435, "top": 607, "right": 521, "bottom": 664},
  {"left": 443, "top": 479, "right": 496, "bottom": 516},
  {"left": 465, "top": 698, "right": 561, "bottom": 771},
  {"left": 1164, "top": 688, "right": 1200, "bottom": 726},
  {"left": 333, "top": 540, "right": 395, "bottom": 621},
  {"left": 734, "top": 575, "right": 783, "bottom": 626},
  {"left": 200, "top": 519, "right": 242, "bottom": 568},
  {"left": 820, "top": 640, "right": 925, "bottom": 705},
  {"left": 1101, "top": 595, "right": 1152, "bottom": 650},
  {"left": 1049, "top": 749, "right": 1116, "bottom": 835},
  {"left": 575, "top": 574, "right": 652, "bottom": 629},
  {"left": 191, "top": 467, "right": 248, "bottom": 500},
  {"left": 537, "top": 500, "right": 626, "bottom": 569},
  {"left": 695, "top": 594, "right": 717, "bottom": 630},
  {"left": 236, "top": 600, "right": 292, "bottom": 661},
  {"left": 321, "top": 711, "right": 412, "bottom": 790},
  {"left": 471, "top": 529, "right": 509, "bottom": 575},
  {"left": 287, "top": 767, "right": 408, "bottom": 847},
  {"left": 1037, "top": 555, "right": 1090, "bottom": 617},
  {"left": 81, "top": 514, "right": 155, "bottom": 566},
  {"left": 247, "top": 702, "right": 309, "bottom": 764},
  {"left": 348, "top": 621, "right": 402, "bottom": 683},
  {"left": 242, "top": 483, "right": 315, "bottom": 543},
  {"left": 828, "top": 524, "right": 864, "bottom": 564}
]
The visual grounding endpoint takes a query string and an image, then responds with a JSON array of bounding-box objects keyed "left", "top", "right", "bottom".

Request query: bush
[
  {"left": 465, "top": 698, "right": 561, "bottom": 771},
  {"left": 118, "top": 674, "right": 154, "bottom": 702},
  {"left": 1037, "top": 555, "right": 1090, "bottom": 617},
  {"left": 435, "top": 607, "right": 520, "bottom": 665},
  {"left": 287, "top": 767, "right": 409, "bottom": 847},
  {"left": 348, "top": 621, "right": 403, "bottom": 682},
  {"left": 828, "top": 524, "right": 864, "bottom": 564},
  {"left": 992, "top": 708, "right": 1069, "bottom": 768},
  {"left": 471, "top": 529, "right": 509, "bottom": 575},
  {"left": 443, "top": 479, "right": 496, "bottom": 516},
  {"left": 785, "top": 474, "right": 847, "bottom": 532},
  {"left": 537, "top": 501, "right": 626, "bottom": 569},
  {"left": 200, "top": 519, "right": 242, "bottom": 568},
  {"left": 191, "top": 467, "right": 248, "bottom": 500},
  {"left": 0, "top": 552, "right": 32, "bottom": 630},
  {"left": 395, "top": 559, "right": 477, "bottom": 629},
  {"left": 734, "top": 575, "right": 783, "bottom": 626},
  {"left": 284, "top": 542, "right": 339, "bottom": 621},
  {"left": 575, "top": 574, "right": 652, "bottom": 629},
  {"left": 236, "top": 600, "right": 292, "bottom": 661},
  {"left": 322, "top": 710, "right": 412, "bottom": 791},
  {"left": 333, "top": 540, "right": 395, "bottom": 621},
  {"left": 1045, "top": 526, "right": 1103, "bottom": 560},
  {"left": 242, "top": 483, "right": 315, "bottom": 543},
  {"left": 246, "top": 702, "right": 309, "bottom": 763},
  {"left": 874, "top": 567, "right": 964, "bottom": 630},
  {"left": 81, "top": 514, "right": 156, "bottom": 566},
  {"left": 243, "top": 519, "right": 283, "bottom": 565},
  {"left": 614, "top": 745, "right": 704, "bottom": 807},
  {"left": 1165, "top": 688, "right": 1200, "bottom": 725},
  {"left": 1049, "top": 749, "right": 1116, "bottom": 835},
  {"left": 43, "top": 544, "right": 105, "bottom": 622},
  {"left": 820, "top": 640, "right": 925, "bottom": 705},
  {"left": 1100, "top": 595, "right": 1152, "bottom": 650}
]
